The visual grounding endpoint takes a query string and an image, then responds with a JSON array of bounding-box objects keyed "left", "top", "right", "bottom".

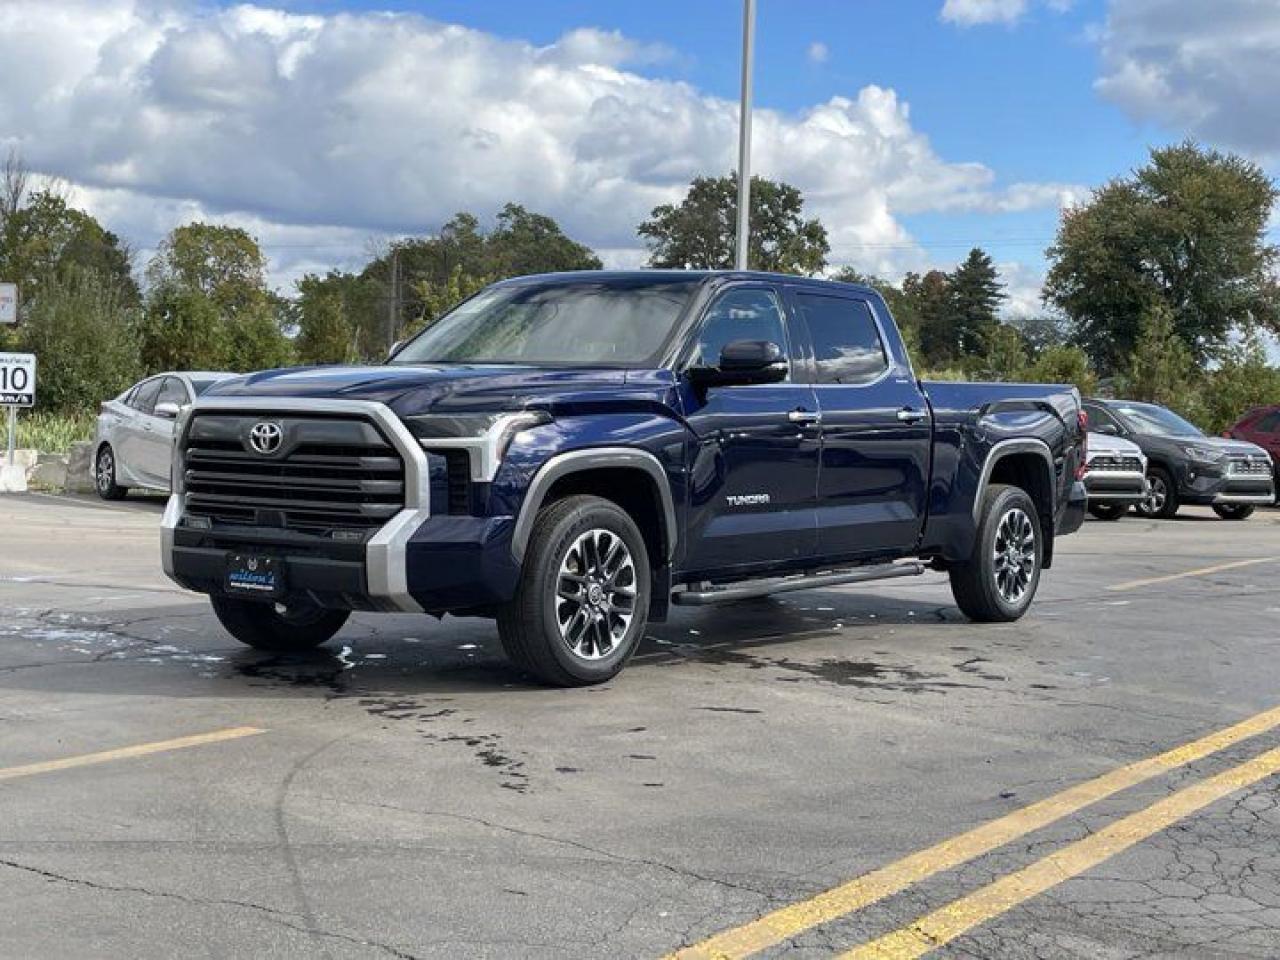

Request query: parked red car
[{"left": 1223, "top": 406, "right": 1280, "bottom": 492}]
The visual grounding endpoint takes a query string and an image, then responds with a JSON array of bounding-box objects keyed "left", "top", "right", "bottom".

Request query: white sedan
[{"left": 94, "top": 371, "right": 235, "bottom": 499}]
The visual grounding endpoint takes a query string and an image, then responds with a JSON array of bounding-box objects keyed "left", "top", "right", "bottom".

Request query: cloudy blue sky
[{"left": 1, "top": 0, "right": 1276, "bottom": 316}]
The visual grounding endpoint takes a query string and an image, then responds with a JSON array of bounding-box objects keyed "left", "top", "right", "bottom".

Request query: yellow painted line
[
  {"left": 0, "top": 726, "right": 266, "bottom": 782},
  {"left": 666, "top": 705, "right": 1280, "bottom": 960},
  {"left": 841, "top": 745, "right": 1280, "bottom": 959},
  {"left": 1109, "top": 556, "right": 1278, "bottom": 592}
]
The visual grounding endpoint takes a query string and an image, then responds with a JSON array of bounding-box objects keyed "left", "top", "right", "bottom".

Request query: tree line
[{"left": 1, "top": 142, "right": 1277, "bottom": 433}]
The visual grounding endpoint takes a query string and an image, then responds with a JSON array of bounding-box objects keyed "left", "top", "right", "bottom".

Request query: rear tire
[
  {"left": 210, "top": 595, "right": 349, "bottom": 653},
  {"left": 95, "top": 444, "right": 128, "bottom": 500},
  {"left": 1136, "top": 467, "right": 1178, "bottom": 519},
  {"left": 1212, "top": 504, "right": 1255, "bottom": 520},
  {"left": 498, "top": 495, "right": 651, "bottom": 687},
  {"left": 950, "top": 484, "right": 1043, "bottom": 623},
  {"left": 1088, "top": 503, "right": 1127, "bottom": 521}
]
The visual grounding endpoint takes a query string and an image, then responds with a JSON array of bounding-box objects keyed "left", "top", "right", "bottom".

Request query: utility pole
[
  {"left": 387, "top": 246, "right": 400, "bottom": 353},
  {"left": 734, "top": 0, "right": 757, "bottom": 271}
]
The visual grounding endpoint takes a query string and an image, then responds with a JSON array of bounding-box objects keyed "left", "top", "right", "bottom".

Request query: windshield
[
  {"left": 1113, "top": 402, "right": 1204, "bottom": 437},
  {"left": 391, "top": 278, "right": 700, "bottom": 366}
]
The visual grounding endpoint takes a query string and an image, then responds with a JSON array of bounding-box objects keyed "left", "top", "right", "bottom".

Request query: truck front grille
[
  {"left": 1227, "top": 457, "right": 1272, "bottom": 477},
  {"left": 1087, "top": 455, "right": 1143, "bottom": 473},
  {"left": 183, "top": 414, "right": 406, "bottom": 533}
]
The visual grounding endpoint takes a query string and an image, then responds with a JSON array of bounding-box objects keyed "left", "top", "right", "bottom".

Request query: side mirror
[
  {"left": 688, "top": 340, "right": 788, "bottom": 388},
  {"left": 154, "top": 402, "right": 181, "bottom": 420},
  {"left": 1094, "top": 422, "right": 1118, "bottom": 436}
]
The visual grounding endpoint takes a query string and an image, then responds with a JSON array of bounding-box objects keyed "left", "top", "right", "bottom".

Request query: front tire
[
  {"left": 950, "top": 484, "right": 1043, "bottom": 623},
  {"left": 1088, "top": 502, "right": 1127, "bottom": 521},
  {"left": 95, "top": 444, "right": 128, "bottom": 500},
  {"left": 210, "top": 595, "right": 349, "bottom": 653},
  {"left": 1212, "top": 504, "right": 1255, "bottom": 520},
  {"left": 1135, "top": 467, "right": 1178, "bottom": 518},
  {"left": 498, "top": 495, "right": 651, "bottom": 687}
]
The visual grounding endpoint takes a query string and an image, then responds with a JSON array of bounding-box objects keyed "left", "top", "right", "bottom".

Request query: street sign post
[
  {"left": 0, "top": 352, "right": 35, "bottom": 468},
  {"left": 0, "top": 283, "right": 16, "bottom": 325}
]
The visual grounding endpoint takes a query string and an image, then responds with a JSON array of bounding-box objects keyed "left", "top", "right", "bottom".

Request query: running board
[{"left": 670, "top": 562, "right": 927, "bottom": 606}]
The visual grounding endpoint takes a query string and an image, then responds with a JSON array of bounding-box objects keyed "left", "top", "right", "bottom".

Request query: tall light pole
[{"left": 734, "top": 0, "right": 756, "bottom": 271}]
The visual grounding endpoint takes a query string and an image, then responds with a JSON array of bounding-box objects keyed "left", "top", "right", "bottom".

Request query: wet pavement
[{"left": 2, "top": 492, "right": 1280, "bottom": 958}]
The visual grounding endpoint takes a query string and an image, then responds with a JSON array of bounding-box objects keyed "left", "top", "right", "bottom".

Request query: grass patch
[{"left": 3, "top": 409, "right": 96, "bottom": 454}]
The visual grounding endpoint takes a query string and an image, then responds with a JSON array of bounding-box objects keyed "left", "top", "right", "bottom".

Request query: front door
[
  {"left": 679, "top": 284, "right": 820, "bottom": 577},
  {"left": 787, "top": 289, "right": 932, "bottom": 561},
  {"left": 139, "top": 376, "right": 187, "bottom": 486}
]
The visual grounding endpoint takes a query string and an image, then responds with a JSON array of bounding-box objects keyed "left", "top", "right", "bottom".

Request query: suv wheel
[
  {"left": 210, "top": 595, "right": 349, "bottom": 653},
  {"left": 1088, "top": 503, "right": 1127, "bottom": 521},
  {"left": 950, "top": 484, "right": 1043, "bottom": 622},
  {"left": 95, "top": 444, "right": 128, "bottom": 500},
  {"left": 1212, "top": 504, "right": 1255, "bottom": 521},
  {"left": 1135, "top": 467, "right": 1178, "bottom": 519},
  {"left": 498, "top": 495, "right": 650, "bottom": 686}
]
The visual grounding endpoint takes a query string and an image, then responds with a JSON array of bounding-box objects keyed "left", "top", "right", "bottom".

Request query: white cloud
[
  {"left": 1095, "top": 0, "right": 1280, "bottom": 157},
  {"left": 940, "top": 0, "right": 1073, "bottom": 27},
  {"left": 0, "top": 0, "right": 1074, "bottom": 287},
  {"left": 807, "top": 41, "right": 829, "bottom": 64},
  {"left": 941, "top": 0, "right": 1028, "bottom": 26}
]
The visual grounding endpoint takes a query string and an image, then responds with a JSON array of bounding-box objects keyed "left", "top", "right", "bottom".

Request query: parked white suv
[{"left": 1083, "top": 431, "right": 1148, "bottom": 520}]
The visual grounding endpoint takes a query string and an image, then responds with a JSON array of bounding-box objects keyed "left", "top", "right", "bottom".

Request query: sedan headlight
[
  {"left": 1181, "top": 444, "right": 1225, "bottom": 464},
  {"left": 405, "top": 411, "right": 551, "bottom": 481}
]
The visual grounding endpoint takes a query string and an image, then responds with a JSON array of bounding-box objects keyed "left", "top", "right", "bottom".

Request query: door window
[
  {"left": 155, "top": 377, "right": 188, "bottom": 411},
  {"left": 130, "top": 378, "right": 163, "bottom": 415},
  {"left": 1254, "top": 411, "right": 1280, "bottom": 433},
  {"left": 1084, "top": 404, "right": 1122, "bottom": 433},
  {"left": 691, "top": 288, "right": 790, "bottom": 377},
  {"left": 792, "top": 294, "right": 888, "bottom": 385}
]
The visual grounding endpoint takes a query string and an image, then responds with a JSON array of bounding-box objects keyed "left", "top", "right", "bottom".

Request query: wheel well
[
  {"left": 541, "top": 467, "right": 667, "bottom": 567},
  {"left": 989, "top": 451, "right": 1056, "bottom": 563}
]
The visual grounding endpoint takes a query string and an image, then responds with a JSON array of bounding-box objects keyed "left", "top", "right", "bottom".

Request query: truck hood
[{"left": 202, "top": 364, "right": 675, "bottom": 417}]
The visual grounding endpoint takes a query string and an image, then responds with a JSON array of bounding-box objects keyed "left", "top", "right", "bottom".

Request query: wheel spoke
[{"left": 555, "top": 527, "right": 637, "bottom": 661}]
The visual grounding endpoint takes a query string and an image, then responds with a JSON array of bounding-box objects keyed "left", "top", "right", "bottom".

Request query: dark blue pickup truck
[{"left": 163, "top": 271, "right": 1087, "bottom": 685}]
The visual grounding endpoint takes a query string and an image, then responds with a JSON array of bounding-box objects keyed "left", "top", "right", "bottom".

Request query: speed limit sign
[{"left": 0, "top": 353, "right": 35, "bottom": 407}]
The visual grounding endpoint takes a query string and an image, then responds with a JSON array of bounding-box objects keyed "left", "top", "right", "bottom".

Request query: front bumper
[
  {"left": 1083, "top": 469, "right": 1149, "bottom": 505},
  {"left": 1176, "top": 465, "right": 1275, "bottom": 506}
]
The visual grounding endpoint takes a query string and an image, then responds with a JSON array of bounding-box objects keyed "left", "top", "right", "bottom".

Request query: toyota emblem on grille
[{"left": 248, "top": 421, "right": 284, "bottom": 455}]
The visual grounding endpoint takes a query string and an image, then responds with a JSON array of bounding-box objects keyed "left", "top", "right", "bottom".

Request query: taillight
[{"left": 1075, "top": 409, "right": 1088, "bottom": 480}]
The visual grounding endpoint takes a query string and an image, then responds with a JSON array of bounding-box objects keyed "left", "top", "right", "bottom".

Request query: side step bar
[{"left": 670, "top": 561, "right": 927, "bottom": 606}]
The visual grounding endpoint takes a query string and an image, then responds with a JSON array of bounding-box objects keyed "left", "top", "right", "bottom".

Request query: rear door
[
  {"left": 117, "top": 377, "right": 163, "bottom": 485},
  {"left": 786, "top": 288, "right": 932, "bottom": 561},
  {"left": 679, "top": 284, "right": 820, "bottom": 576}
]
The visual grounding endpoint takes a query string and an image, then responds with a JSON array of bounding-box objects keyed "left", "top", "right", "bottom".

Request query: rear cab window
[{"left": 790, "top": 292, "right": 888, "bottom": 385}]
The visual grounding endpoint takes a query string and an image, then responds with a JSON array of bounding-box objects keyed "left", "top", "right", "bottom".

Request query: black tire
[
  {"left": 95, "top": 444, "right": 128, "bottom": 500},
  {"left": 1135, "top": 466, "right": 1179, "bottom": 519},
  {"left": 950, "top": 484, "right": 1043, "bottom": 623},
  {"left": 498, "top": 494, "right": 651, "bottom": 687},
  {"left": 1212, "top": 504, "right": 1255, "bottom": 521},
  {"left": 1088, "top": 503, "right": 1127, "bottom": 521},
  {"left": 210, "top": 595, "right": 349, "bottom": 653}
]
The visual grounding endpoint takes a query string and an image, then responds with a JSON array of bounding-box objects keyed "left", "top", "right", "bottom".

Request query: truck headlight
[
  {"left": 1181, "top": 444, "right": 1225, "bottom": 465},
  {"left": 405, "top": 411, "right": 551, "bottom": 481}
]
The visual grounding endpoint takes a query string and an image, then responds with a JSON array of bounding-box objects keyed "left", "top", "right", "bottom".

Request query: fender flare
[
  {"left": 510, "top": 448, "right": 678, "bottom": 565},
  {"left": 972, "top": 438, "right": 1056, "bottom": 522}
]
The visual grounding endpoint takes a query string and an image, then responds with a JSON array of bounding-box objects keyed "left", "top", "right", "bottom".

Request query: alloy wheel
[
  {"left": 1140, "top": 474, "right": 1167, "bottom": 516},
  {"left": 992, "top": 507, "right": 1036, "bottom": 604},
  {"left": 96, "top": 449, "right": 114, "bottom": 493},
  {"left": 555, "top": 528, "right": 637, "bottom": 661}
]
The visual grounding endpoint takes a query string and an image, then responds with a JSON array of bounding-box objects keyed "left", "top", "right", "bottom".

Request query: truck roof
[{"left": 493, "top": 269, "right": 880, "bottom": 299}]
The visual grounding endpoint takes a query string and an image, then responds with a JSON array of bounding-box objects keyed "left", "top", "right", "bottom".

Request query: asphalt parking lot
[{"left": 2, "top": 493, "right": 1280, "bottom": 959}]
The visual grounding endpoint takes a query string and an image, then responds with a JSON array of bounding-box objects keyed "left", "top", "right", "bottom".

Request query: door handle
[
  {"left": 896, "top": 407, "right": 928, "bottom": 423},
  {"left": 788, "top": 409, "right": 822, "bottom": 425}
]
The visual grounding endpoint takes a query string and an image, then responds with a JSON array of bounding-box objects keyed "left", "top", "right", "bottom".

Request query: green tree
[
  {"left": 948, "top": 248, "right": 1005, "bottom": 357},
  {"left": 294, "top": 272, "right": 362, "bottom": 365},
  {"left": 1198, "top": 336, "right": 1280, "bottom": 434},
  {"left": 638, "top": 173, "right": 829, "bottom": 275},
  {"left": 19, "top": 267, "right": 141, "bottom": 412},
  {"left": 902, "top": 270, "right": 956, "bottom": 366},
  {"left": 143, "top": 223, "right": 291, "bottom": 372},
  {"left": 486, "top": 203, "right": 601, "bottom": 277},
  {"left": 1025, "top": 344, "right": 1098, "bottom": 395},
  {"left": 1116, "top": 303, "right": 1201, "bottom": 410},
  {"left": 411, "top": 265, "right": 490, "bottom": 328},
  {"left": 0, "top": 189, "right": 138, "bottom": 308},
  {"left": 1045, "top": 142, "right": 1280, "bottom": 373},
  {"left": 975, "top": 323, "right": 1028, "bottom": 382}
]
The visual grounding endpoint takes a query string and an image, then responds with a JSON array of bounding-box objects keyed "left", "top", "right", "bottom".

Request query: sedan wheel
[{"left": 95, "top": 446, "right": 127, "bottom": 500}]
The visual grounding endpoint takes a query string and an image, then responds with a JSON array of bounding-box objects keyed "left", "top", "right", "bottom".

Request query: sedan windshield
[
  {"left": 391, "top": 278, "right": 699, "bottom": 366},
  {"left": 1113, "top": 402, "right": 1203, "bottom": 437}
]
